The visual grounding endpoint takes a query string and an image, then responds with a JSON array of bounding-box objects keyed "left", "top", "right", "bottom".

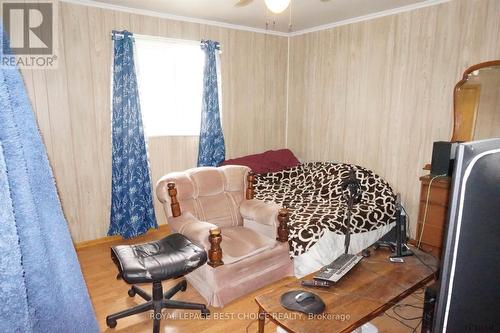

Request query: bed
[{"left": 222, "top": 149, "right": 396, "bottom": 277}]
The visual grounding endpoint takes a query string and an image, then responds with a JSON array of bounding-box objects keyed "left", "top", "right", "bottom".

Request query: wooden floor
[{"left": 77, "top": 228, "right": 425, "bottom": 333}]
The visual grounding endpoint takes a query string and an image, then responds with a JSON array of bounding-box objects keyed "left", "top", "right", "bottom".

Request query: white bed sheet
[{"left": 293, "top": 222, "right": 395, "bottom": 278}]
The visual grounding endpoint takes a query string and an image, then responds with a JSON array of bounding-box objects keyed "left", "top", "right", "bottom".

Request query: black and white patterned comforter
[{"left": 254, "top": 162, "right": 396, "bottom": 257}]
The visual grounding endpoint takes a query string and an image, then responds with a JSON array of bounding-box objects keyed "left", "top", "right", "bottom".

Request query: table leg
[{"left": 258, "top": 306, "right": 267, "bottom": 333}]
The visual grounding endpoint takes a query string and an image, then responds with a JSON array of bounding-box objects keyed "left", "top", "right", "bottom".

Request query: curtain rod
[{"left": 111, "top": 32, "right": 220, "bottom": 50}]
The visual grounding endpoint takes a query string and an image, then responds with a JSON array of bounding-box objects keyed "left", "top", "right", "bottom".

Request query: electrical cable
[
  {"left": 384, "top": 310, "right": 417, "bottom": 330},
  {"left": 412, "top": 319, "right": 423, "bottom": 333},
  {"left": 413, "top": 249, "right": 437, "bottom": 274},
  {"left": 245, "top": 319, "right": 255, "bottom": 333},
  {"left": 417, "top": 174, "right": 447, "bottom": 248},
  {"left": 246, "top": 317, "right": 269, "bottom": 333},
  {"left": 392, "top": 304, "right": 424, "bottom": 320}
]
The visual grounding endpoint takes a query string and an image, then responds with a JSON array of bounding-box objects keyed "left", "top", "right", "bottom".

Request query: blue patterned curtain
[
  {"left": 108, "top": 30, "right": 157, "bottom": 238},
  {"left": 197, "top": 40, "right": 226, "bottom": 167}
]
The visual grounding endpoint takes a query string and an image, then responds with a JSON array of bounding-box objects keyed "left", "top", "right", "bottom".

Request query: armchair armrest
[
  {"left": 171, "top": 213, "right": 217, "bottom": 251},
  {"left": 170, "top": 213, "right": 224, "bottom": 267},
  {"left": 240, "top": 199, "right": 280, "bottom": 227},
  {"left": 240, "top": 199, "right": 289, "bottom": 242}
]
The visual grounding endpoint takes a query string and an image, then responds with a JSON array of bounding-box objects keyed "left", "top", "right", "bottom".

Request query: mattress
[{"left": 253, "top": 162, "right": 397, "bottom": 277}]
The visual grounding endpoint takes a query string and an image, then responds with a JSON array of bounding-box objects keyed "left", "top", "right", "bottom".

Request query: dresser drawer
[
  {"left": 416, "top": 222, "right": 444, "bottom": 248},
  {"left": 417, "top": 174, "right": 451, "bottom": 257},
  {"left": 419, "top": 185, "right": 450, "bottom": 207},
  {"left": 417, "top": 204, "right": 448, "bottom": 228}
]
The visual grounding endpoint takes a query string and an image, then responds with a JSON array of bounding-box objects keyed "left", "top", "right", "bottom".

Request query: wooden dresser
[{"left": 416, "top": 175, "right": 451, "bottom": 257}]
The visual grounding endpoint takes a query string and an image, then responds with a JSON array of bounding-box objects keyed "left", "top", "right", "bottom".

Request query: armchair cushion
[
  {"left": 169, "top": 213, "right": 276, "bottom": 265},
  {"left": 239, "top": 199, "right": 280, "bottom": 227},
  {"left": 219, "top": 227, "right": 275, "bottom": 265}
]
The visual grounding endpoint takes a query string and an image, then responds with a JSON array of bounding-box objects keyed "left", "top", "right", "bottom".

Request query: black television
[{"left": 433, "top": 138, "right": 500, "bottom": 332}]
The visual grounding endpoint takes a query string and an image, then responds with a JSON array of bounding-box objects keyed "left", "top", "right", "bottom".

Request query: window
[{"left": 135, "top": 38, "right": 204, "bottom": 137}]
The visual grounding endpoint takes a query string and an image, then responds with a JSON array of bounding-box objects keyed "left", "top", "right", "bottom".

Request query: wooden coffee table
[{"left": 255, "top": 246, "right": 437, "bottom": 333}]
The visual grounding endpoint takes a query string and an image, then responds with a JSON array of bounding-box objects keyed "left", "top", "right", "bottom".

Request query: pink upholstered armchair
[{"left": 156, "top": 165, "right": 293, "bottom": 307}]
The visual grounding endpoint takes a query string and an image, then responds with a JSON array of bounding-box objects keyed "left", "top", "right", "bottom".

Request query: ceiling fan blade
[{"left": 235, "top": 0, "right": 254, "bottom": 7}]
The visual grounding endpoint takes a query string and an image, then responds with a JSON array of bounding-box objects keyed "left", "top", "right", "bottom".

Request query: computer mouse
[
  {"left": 294, "top": 291, "right": 315, "bottom": 304},
  {"left": 280, "top": 290, "right": 326, "bottom": 315}
]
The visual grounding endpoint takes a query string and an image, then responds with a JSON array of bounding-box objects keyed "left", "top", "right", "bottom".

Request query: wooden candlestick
[
  {"left": 167, "top": 182, "right": 181, "bottom": 217},
  {"left": 208, "top": 227, "right": 224, "bottom": 267},
  {"left": 246, "top": 171, "right": 255, "bottom": 200},
  {"left": 277, "top": 208, "right": 289, "bottom": 242}
]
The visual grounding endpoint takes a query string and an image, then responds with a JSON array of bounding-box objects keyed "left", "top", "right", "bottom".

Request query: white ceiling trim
[
  {"left": 289, "top": 0, "right": 451, "bottom": 36},
  {"left": 61, "top": 0, "right": 451, "bottom": 38},
  {"left": 61, "top": 0, "right": 289, "bottom": 37}
]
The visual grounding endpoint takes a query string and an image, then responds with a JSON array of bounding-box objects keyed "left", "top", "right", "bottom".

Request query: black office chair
[{"left": 106, "top": 233, "right": 209, "bottom": 333}]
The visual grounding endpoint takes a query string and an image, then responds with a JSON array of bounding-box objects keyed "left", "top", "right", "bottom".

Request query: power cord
[
  {"left": 413, "top": 247, "right": 438, "bottom": 274},
  {"left": 412, "top": 319, "right": 423, "bottom": 333},
  {"left": 385, "top": 304, "right": 424, "bottom": 332},
  {"left": 246, "top": 317, "right": 269, "bottom": 333},
  {"left": 392, "top": 304, "right": 424, "bottom": 320},
  {"left": 384, "top": 310, "right": 418, "bottom": 331},
  {"left": 417, "top": 174, "right": 447, "bottom": 248}
]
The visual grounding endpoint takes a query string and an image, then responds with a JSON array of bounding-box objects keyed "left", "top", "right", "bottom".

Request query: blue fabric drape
[
  {"left": 108, "top": 30, "right": 157, "bottom": 238},
  {"left": 0, "top": 23, "right": 98, "bottom": 332},
  {"left": 197, "top": 40, "right": 225, "bottom": 167}
]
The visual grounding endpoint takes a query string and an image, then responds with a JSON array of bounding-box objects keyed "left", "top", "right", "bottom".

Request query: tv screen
[{"left": 433, "top": 138, "right": 500, "bottom": 332}]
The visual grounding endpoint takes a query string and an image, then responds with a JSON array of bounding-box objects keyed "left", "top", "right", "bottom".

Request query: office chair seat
[
  {"left": 107, "top": 233, "right": 209, "bottom": 333},
  {"left": 111, "top": 233, "right": 207, "bottom": 284}
]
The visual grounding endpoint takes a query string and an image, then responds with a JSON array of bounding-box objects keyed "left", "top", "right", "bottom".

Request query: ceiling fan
[{"left": 235, "top": 0, "right": 331, "bottom": 14}]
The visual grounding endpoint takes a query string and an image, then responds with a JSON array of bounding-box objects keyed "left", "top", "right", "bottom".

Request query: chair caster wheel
[
  {"left": 128, "top": 288, "right": 136, "bottom": 297},
  {"left": 201, "top": 308, "right": 210, "bottom": 318},
  {"left": 180, "top": 280, "right": 187, "bottom": 292},
  {"left": 106, "top": 318, "right": 117, "bottom": 328}
]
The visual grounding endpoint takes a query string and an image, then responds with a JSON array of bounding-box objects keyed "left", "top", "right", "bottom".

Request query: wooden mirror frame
[{"left": 451, "top": 60, "right": 500, "bottom": 142}]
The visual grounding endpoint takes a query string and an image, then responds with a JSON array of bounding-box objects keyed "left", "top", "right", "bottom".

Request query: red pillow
[{"left": 221, "top": 149, "right": 300, "bottom": 174}]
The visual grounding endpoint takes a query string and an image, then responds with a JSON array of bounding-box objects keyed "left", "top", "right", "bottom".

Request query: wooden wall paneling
[
  {"left": 112, "top": 8, "right": 131, "bottom": 31},
  {"left": 86, "top": 7, "right": 116, "bottom": 237},
  {"left": 250, "top": 32, "right": 264, "bottom": 153},
  {"left": 30, "top": 0, "right": 499, "bottom": 242},
  {"left": 130, "top": 13, "right": 160, "bottom": 36},
  {"left": 17, "top": 0, "right": 84, "bottom": 242},
  {"left": 61, "top": 3, "right": 105, "bottom": 240},
  {"left": 286, "top": 35, "right": 304, "bottom": 157},
  {"left": 161, "top": 18, "right": 182, "bottom": 38},
  {"left": 41, "top": 4, "right": 81, "bottom": 238},
  {"left": 225, "top": 29, "right": 248, "bottom": 157},
  {"left": 287, "top": 0, "right": 500, "bottom": 235},
  {"left": 264, "top": 34, "right": 287, "bottom": 152},
  {"left": 180, "top": 21, "right": 202, "bottom": 40},
  {"left": 484, "top": 0, "right": 500, "bottom": 57}
]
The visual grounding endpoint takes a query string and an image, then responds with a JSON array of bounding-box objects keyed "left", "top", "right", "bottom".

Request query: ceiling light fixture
[{"left": 264, "top": 0, "right": 291, "bottom": 14}]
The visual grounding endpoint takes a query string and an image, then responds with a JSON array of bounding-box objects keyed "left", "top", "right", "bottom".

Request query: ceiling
[{"left": 86, "top": 0, "right": 440, "bottom": 34}]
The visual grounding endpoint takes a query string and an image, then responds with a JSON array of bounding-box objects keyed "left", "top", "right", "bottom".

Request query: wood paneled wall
[
  {"left": 25, "top": 0, "right": 500, "bottom": 242},
  {"left": 287, "top": 0, "right": 500, "bottom": 235},
  {"left": 23, "top": 2, "right": 288, "bottom": 242}
]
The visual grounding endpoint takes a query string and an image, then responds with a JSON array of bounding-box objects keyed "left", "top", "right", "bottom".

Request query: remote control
[
  {"left": 389, "top": 257, "right": 405, "bottom": 263},
  {"left": 301, "top": 280, "right": 331, "bottom": 288}
]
